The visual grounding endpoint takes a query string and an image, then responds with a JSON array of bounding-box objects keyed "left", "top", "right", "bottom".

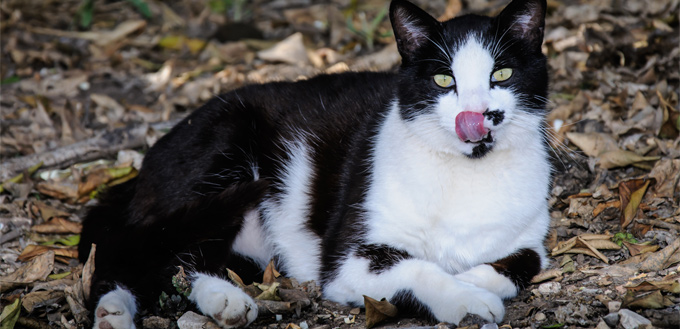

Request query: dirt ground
[{"left": 1, "top": 0, "right": 679, "bottom": 328}]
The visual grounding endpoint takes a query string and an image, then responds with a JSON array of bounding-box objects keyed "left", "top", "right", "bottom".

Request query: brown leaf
[
  {"left": 81, "top": 243, "right": 96, "bottom": 302},
  {"left": 0, "top": 251, "right": 54, "bottom": 292},
  {"left": 438, "top": 0, "right": 463, "bottom": 21},
  {"left": 619, "top": 179, "right": 652, "bottom": 229},
  {"left": 31, "top": 200, "right": 70, "bottom": 220},
  {"left": 21, "top": 290, "right": 64, "bottom": 312},
  {"left": 638, "top": 237, "right": 680, "bottom": 272},
  {"left": 622, "top": 241, "right": 659, "bottom": 257},
  {"left": 32, "top": 217, "right": 82, "bottom": 234},
  {"left": 262, "top": 259, "right": 281, "bottom": 285},
  {"left": 530, "top": 269, "right": 563, "bottom": 284},
  {"left": 598, "top": 150, "right": 660, "bottom": 169},
  {"left": 35, "top": 181, "right": 79, "bottom": 202},
  {"left": 364, "top": 295, "right": 398, "bottom": 329},
  {"left": 17, "top": 245, "right": 78, "bottom": 262},
  {"left": 593, "top": 199, "right": 621, "bottom": 217},
  {"left": 227, "top": 268, "right": 245, "bottom": 288},
  {"left": 625, "top": 280, "right": 680, "bottom": 294},
  {"left": 648, "top": 159, "right": 680, "bottom": 198},
  {"left": 77, "top": 166, "right": 136, "bottom": 197},
  {"left": 551, "top": 236, "right": 610, "bottom": 263},
  {"left": 565, "top": 132, "right": 619, "bottom": 157},
  {"left": 623, "top": 289, "right": 674, "bottom": 309}
]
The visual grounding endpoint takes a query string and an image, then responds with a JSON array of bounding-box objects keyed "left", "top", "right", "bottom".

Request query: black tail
[{"left": 78, "top": 177, "right": 269, "bottom": 308}]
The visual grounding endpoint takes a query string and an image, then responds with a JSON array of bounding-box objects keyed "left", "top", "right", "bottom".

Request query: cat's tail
[{"left": 78, "top": 176, "right": 269, "bottom": 308}]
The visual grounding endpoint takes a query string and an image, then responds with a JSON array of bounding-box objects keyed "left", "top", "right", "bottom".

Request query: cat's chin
[{"left": 456, "top": 131, "right": 495, "bottom": 158}]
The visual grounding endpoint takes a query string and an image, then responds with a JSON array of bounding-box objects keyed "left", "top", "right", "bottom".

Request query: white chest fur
[{"left": 365, "top": 106, "right": 551, "bottom": 273}]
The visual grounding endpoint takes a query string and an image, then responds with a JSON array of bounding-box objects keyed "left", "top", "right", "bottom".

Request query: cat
[{"left": 78, "top": 0, "right": 551, "bottom": 328}]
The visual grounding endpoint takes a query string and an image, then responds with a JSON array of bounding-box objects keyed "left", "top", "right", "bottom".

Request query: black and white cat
[{"left": 78, "top": 0, "right": 551, "bottom": 328}]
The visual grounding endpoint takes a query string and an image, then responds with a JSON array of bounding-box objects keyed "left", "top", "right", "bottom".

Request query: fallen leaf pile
[{"left": 1, "top": 0, "right": 679, "bottom": 328}]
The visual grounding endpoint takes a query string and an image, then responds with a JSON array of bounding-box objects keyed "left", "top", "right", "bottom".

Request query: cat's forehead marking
[{"left": 451, "top": 35, "right": 495, "bottom": 91}]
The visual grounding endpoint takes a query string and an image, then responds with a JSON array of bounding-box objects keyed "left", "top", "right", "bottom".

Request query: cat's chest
[{"left": 363, "top": 110, "right": 550, "bottom": 271}]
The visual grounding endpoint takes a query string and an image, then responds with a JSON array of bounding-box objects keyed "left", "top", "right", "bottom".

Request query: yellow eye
[
  {"left": 492, "top": 68, "right": 513, "bottom": 82},
  {"left": 433, "top": 74, "right": 454, "bottom": 88}
]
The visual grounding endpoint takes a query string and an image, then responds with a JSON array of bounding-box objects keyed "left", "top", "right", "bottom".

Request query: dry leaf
[
  {"left": 638, "top": 237, "right": 680, "bottom": 272},
  {"left": 258, "top": 33, "right": 310, "bottom": 66},
  {"left": 32, "top": 217, "right": 82, "bottom": 234},
  {"left": 18, "top": 244, "right": 78, "bottom": 262},
  {"left": 623, "top": 289, "right": 674, "bottom": 309},
  {"left": 81, "top": 243, "right": 96, "bottom": 302},
  {"left": 227, "top": 268, "right": 245, "bottom": 288},
  {"left": 593, "top": 199, "right": 621, "bottom": 217},
  {"left": 78, "top": 166, "right": 136, "bottom": 197},
  {"left": 625, "top": 280, "right": 680, "bottom": 294},
  {"left": 648, "top": 159, "right": 680, "bottom": 198},
  {"left": 565, "top": 132, "right": 619, "bottom": 157},
  {"left": 551, "top": 236, "right": 610, "bottom": 263},
  {"left": 622, "top": 241, "right": 659, "bottom": 256},
  {"left": 0, "top": 251, "right": 55, "bottom": 292},
  {"left": 32, "top": 200, "right": 70, "bottom": 220},
  {"left": 531, "top": 268, "right": 563, "bottom": 283},
  {"left": 36, "top": 181, "right": 79, "bottom": 202},
  {"left": 364, "top": 295, "right": 398, "bottom": 329},
  {"left": 597, "top": 150, "right": 660, "bottom": 169},
  {"left": 21, "top": 290, "right": 64, "bottom": 312},
  {"left": 262, "top": 260, "right": 281, "bottom": 285},
  {"left": 619, "top": 178, "right": 652, "bottom": 229},
  {"left": 255, "top": 282, "right": 281, "bottom": 301}
]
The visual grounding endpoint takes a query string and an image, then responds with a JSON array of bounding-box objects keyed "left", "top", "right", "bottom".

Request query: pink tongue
[{"left": 455, "top": 111, "right": 489, "bottom": 142}]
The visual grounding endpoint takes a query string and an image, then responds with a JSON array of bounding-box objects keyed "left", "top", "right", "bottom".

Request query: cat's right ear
[{"left": 389, "top": 0, "right": 440, "bottom": 63}]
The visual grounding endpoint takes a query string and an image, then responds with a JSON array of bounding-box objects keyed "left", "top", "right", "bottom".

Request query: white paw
[
  {"left": 93, "top": 287, "right": 137, "bottom": 329},
  {"left": 189, "top": 273, "right": 258, "bottom": 328},
  {"left": 432, "top": 284, "right": 505, "bottom": 325}
]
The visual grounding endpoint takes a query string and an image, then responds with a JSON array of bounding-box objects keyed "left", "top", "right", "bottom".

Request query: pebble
[
  {"left": 480, "top": 324, "right": 498, "bottom": 329},
  {"left": 618, "top": 309, "right": 652, "bottom": 329},
  {"left": 537, "top": 282, "right": 562, "bottom": 295},
  {"left": 534, "top": 312, "right": 547, "bottom": 321},
  {"left": 596, "top": 320, "right": 611, "bottom": 329},
  {"left": 608, "top": 301, "right": 622, "bottom": 313},
  {"left": 177, "top": 311, "right": 219, "bottom": 329},
  {"left": 603, "top": 312, "right": 619, "bottom": 327}
]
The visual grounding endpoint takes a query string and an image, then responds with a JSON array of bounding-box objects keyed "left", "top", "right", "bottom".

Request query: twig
[
  {"left": 0, "top": 118, "right": 183, "bottom": 181},
  {"left": 636, "top": 218, "right": 680, "bottom": 231}
]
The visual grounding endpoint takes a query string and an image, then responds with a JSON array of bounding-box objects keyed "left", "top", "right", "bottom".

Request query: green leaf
[
  {"left": 0, "top": 76, "right": 20, "bottom": 85},
  {"left": 78, "top": 0, "right": 94, "bottom": 28},
  {"left": 48, "top": 271, "right": 72, "bottom": 280},
  {"left": 125, "top": 0, "right": 152, "bottom": 18},
  {"left": 542, "top": 323, "right": 565, "bottom": 329},
  {"left": 613, "top": 232, "right": 638, "bottom": 246},
  {"left": 41, "top": 234, "right": 80, "bottom": 246},
  {"left": 0, "top": 297, "right": 21, "bottom": 329}
]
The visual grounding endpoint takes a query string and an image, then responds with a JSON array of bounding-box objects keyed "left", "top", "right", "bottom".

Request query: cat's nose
[{"left": 463, "top": 102, "right": 488, "bottom": 114}]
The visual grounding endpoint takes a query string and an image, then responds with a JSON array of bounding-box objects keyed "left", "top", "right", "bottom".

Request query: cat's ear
[
  {"left": 389, "top": 0, "right": 440, "bottom": 62},
  {"left": 496, "top": 0, "right": 547, "bottom": 50}
]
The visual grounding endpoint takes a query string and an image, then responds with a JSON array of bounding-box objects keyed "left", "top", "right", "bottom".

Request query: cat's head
[{"left": 389, "top": 0, "right": 548, "bottom": 158}]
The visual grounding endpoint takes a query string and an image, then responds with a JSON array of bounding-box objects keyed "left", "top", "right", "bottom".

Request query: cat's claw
[
  {"left": 190, "top": 273, "right": 258, "bottom": 328},
  {"left": 92, "top": 287, "right": 137, "bottom": 329}
]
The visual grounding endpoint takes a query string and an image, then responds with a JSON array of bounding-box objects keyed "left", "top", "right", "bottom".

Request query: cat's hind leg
[
  {"left": 189, "top": 273, "right": 258, "bottom": 328},
  {"left": 92, "top": 286, "right": 137, "bottom": 329}
]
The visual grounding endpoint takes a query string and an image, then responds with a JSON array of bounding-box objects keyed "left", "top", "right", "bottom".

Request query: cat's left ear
[
  {"left": 495, "top": 0, "right": 547, "bottom": 51},
  {"left": 389, "top": 0, "right": 440, "bottom": 63}
]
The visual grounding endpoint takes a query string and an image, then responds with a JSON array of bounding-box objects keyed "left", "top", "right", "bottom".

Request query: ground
[{"left": 0, "top": 0, "right": 679, "bottom": 328}]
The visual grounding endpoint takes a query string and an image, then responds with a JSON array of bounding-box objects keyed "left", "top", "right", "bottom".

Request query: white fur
[
  {"left": 93, "top": 286, "right": 137, "bottom": 329},
  {"left": 189, "top": 273, "right": 258, "bottom": 328},
  {"left": 454, "top": 264, "right": 518, "bottom": 298},
  {"left": 260, "top": 138, "right": 322, "bottom": 282},
  {"left": 232, "top": 209, "right": 272, "bottom": 269}
]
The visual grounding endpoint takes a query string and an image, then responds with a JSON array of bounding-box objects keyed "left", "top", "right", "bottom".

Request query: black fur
[
  {"left": 355, "top": 244, "right": 411, "bottom": 274},
  {"left": 489, "top": 248, "right": 541, "bottom": 289}
]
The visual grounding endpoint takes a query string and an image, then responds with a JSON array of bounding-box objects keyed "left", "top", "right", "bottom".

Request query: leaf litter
[{"left": 1, "top": 0, "right": 679, "bottom": 328}]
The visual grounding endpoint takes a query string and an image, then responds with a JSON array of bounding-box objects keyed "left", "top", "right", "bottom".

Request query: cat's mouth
[
  {"left": 455, "top": 111, "right": 491, "bottom": 143},
  {"left": 464, "top": 131, "right": 493, "bottom": 144}
]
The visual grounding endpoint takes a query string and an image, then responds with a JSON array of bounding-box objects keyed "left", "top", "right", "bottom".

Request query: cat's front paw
[
  {"left": 93, "top": 287, "right": 137, "bottom": 329},
  {"left": 189, "top": 274, "right": 258, "bottom": 328},
  {"left": 433, "top": 284, "right": 504, "bottom": 325}
]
